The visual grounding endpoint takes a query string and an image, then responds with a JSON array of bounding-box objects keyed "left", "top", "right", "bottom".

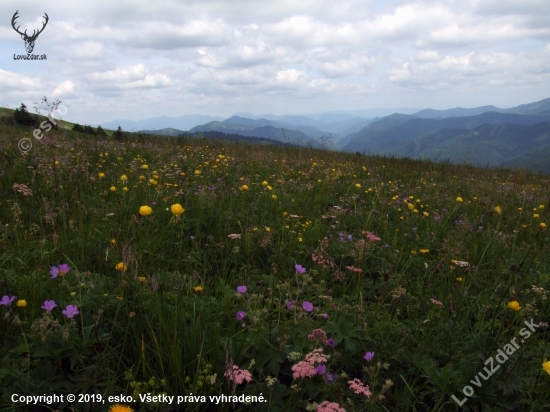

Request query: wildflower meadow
[{"left": 0, "top": 117, "right": 549, "bottom": 412}]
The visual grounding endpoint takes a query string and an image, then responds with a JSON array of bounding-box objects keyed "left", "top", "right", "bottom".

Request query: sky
[{"left": 1, "top": 0, "right": 550, "bottom": 124}]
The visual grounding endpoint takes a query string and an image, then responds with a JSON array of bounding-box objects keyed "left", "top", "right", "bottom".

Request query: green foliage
[
  {"left": 13, "top": 103, "right": 37, "bottom": 126},
  {"left": 0, "top": 120, "right": 549, "bottom": 411}
]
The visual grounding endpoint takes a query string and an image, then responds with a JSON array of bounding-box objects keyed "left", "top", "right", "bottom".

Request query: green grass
[{"left": 0, "top": 117, "right": 549, "bottom": 412}]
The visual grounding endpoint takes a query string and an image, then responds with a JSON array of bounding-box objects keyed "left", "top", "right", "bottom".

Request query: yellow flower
[
  {"left": 265, "top": 227, "right": 271, "bottom": 232},
  {"left": 456, "top": 277, "right": 463, "bottom": 282},
  {"left": 266, "top": 185, "right": 273, "bottom": 191},
  {"left": 507, "top": 301, "right": 521, "bottom": 311},
  {"left": 240, "top": 185, "right": 249, "bottom": 191},
  {"left": 195, "top": 170, "right": 201, "bottom": 175},
  {"left": 194, "top": 285, "right": 203, "bottom": 292},
  {"left": 262, "top": 181, "right": 268, "bottom": 186},
  {"left": 407, "top": 203, "right": 414, "bottom": 210},
  {"left": 539, "top": 205, "right": 545, "bottom": 210},
  {"left": 141, "top": 164, "right": 148, "bottom": 170},
  {"left": 129, "top": 311, "right": 136, "bottom": 318},
  {"left": 115, "top": 262, "right": 127, "bottom": 272},
  {"left": 98, "top": 172, "right": 105, "bottom": 179},
  {"left": 456, "top": 197, "right": 463, "bottom": 203},
  {"left": 16, "top": 299, "right": 27, "bottom": 307},
  {"left": 317, "top": 179, "right": 322, "bottom": 183},
  {"left": 171, "top": 203, "right": 185, "bottom": 216},
  {"left": 139, "top": 206, "right": 152, "bottom": 216},
  {"left": 533, "top": 214, "right": 540, "bottom": 219},
  {"left": 298, "top": 237, "right": 302, "bottom": 242},
  {"left": 419, "top": 249, "right": 429, "bottom": 254},
  {"left": 543, "top": 360, "right": 550, "bottom": 375},
  {"left": 272, "top": 195, "right": 277, "bottom": 200},
  {"left": 539, "top": 222, "right": 547, "bottom": 229},
  {"left": 123, "top": 187, "right": 129, "bottom": 192},
  {"left": 110, "top": 186, "right": 117, "bottom": 192},
  {"left": 355, "top": 183, "right": 361, "bottom": 189},
  {"left": 120, "top": 175, "right": 128, "bottom": 181},
  {"left": 423, "top": 211, "right": 429, "bottom": 217},
  {"left": 137, "top": 277, "right": 145, "bottom": 283},
  {"left": 109, "top": 404, "right": 134, "bottom": 412},
  {"left": 149, "top": 179, "right": 158, "bottom": 185},
  {"left": 110, "top": 238, "right": 116, "bottom": 245},
  {"left": 494, "top": 205, "right": 502, "bottom": 214}
]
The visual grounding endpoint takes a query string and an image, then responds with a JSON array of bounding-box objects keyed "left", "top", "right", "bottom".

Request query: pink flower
[
  {"left": 302, "top": 301, "right": 314, "bottom": 312},
  {"left": 316, "top": 401, "right": 346, "bottom": 412},
  {"left": 224, "top": 365, "right": 252, "bottom": 385},
  {"left": 347, "top": 378, "right": 372, "bottom": 398},
  {"left": 236, "top": 285, "right": 247, "bottom": 294},
  {"left": 308, "top": 328, "right": 328, "bottom": 345},
  {"left": 364, "top": 351, "right": 375, "bottom": 362},
  {"left": 291, "top": 361, "right": 316, "bottom": 379},
  {"left": 305, "top": 348, "right": 328, "bottom": 366}
]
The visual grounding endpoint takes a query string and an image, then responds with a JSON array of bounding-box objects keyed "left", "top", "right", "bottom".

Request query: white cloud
[{"left": 0, "top": 0, "right": 549, "bottom": 123}]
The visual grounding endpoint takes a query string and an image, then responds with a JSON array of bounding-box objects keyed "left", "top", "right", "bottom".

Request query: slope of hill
[
  {"left": 413, "top": 105, "right": 503, "bottom": 118},
  {"left": 100, "top": 114, "right": 225, "bottom": 132},
  {"left": 339, "top": 112, "right": 550, "bottom": 152}
]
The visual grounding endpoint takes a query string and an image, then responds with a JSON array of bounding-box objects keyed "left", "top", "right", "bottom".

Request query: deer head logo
[{"left": 11, "top": 11, "right": 49, "bottom": 54}]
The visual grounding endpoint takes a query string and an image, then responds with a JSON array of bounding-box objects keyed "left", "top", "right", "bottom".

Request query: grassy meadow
[{"left": 0, "top": 117, "right": 549, "bottom": 412}]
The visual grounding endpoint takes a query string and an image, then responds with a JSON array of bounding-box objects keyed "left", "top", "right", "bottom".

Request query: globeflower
[
  {"left": 240, "top": 185, "right": 249, "bottom": 191},
  {"left": 494, "top": 205, "right": 502, "bottom": 214},
  {"left": 139, "top": 205, "right": 152, "bottom": 216},
  {"left": 110, "top": 186, "right": 117, "bottom": 192},
  {"left": 141, "top": 164, "right": 149, "bottom": 170},
  {"left": 98, "top": 172, "right": 105, "bottom": 179},
  {"left": 508, "top": 301, "right": 521, "bottom": 311},
  {"left": 120, "top": 175, "right": 128, "bottom": 181},
  {"left": 170, "top": 203, "right": 184, "bottom": 216},
  {"left": 456, "top": 197, "right": 463, "bottom": 203},
  {"left": 16, "top": 299, "right": 27, "bottom": 307},
  {"left": 543, "top": 360, "right": 550, "bottom": 375},
  {"left": 115, "top": 262, "right": 127, "bottom": 272}
]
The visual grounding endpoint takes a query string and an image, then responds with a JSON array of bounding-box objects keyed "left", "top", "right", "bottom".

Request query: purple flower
[
  {"left": 302, "top": 301, "right": 314, "bottom": 312},
  {"left": 236, "top": 311, "right": 246, "bottom": 321},
  {"left": 236, "top": 285, "right": 247, "bottom": 294},
  {"left": 325, "top": 372, "right": 335, "bottom": 382},
  {"left": 364, "top": 351, "right": 375, "bottom": 362},
  {"left": 295, "top": 264, "right": 306, "bottom": 274},
  {"left": 62, "top": 304, "right": 79, "bottom": 319},
  {"left": 326, "top": 338, "right": 335, "bottom": 347},
  {"left": 151, "top": 201, "right": 157, "bottom": 206},
  {"left": 50, "top": 266, "right": 59, "bottom": 278},
  {"left": 322, "top": 313, "right": 328, "bottom": 319},
  {"left": 315, "top": 365, "right": 326, "bottom": 375},
  {"left": 41, "top": 300, "right": 57, "bottom": 312},
  {"left": 0, "top": 295, "right": 16, "bottom": 306},
  {"left": 285, "top": 300, "right": 296, "bottom": 310},
  {"left": 190, "top": 236, "right": 195, "bottom": 240},
  {"left": 58, "top": 264, "right": 70, "bottom": 275}
]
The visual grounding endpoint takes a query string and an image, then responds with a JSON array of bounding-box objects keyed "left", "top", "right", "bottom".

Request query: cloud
[{"left": 0, "top": 0, "right": 549, "bottom": 123}]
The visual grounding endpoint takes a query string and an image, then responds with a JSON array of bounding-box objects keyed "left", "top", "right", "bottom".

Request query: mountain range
[{"left": 101, "top": 97, "right": 550, "bottom": 173}]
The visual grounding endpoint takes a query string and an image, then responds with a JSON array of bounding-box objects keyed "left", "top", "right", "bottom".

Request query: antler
[
  {"left": 11, "top": 10, "right": 26, "bottom": 37},
  {"left": 29, "top": 13, "right": 49, "bottom": 40},
  {"left": 11, "top": 11, "right": 49, "bottom": 40}
]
